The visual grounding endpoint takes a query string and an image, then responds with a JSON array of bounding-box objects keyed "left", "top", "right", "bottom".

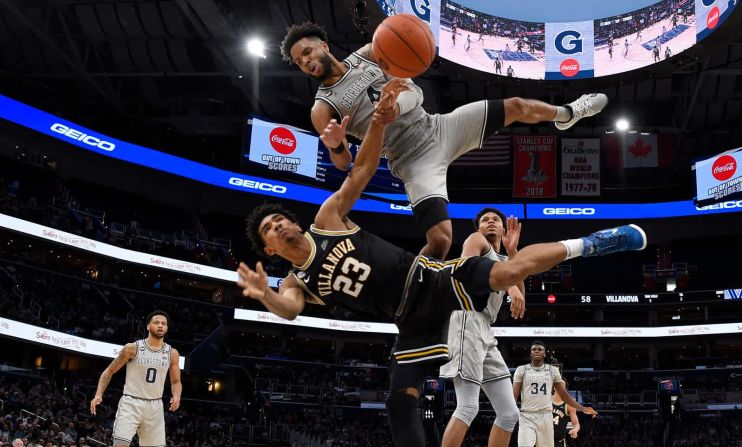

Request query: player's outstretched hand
[
  {"left": 169, "top": 395, "right": 181, "bottom": 412},
  {"left": 509, "top": 286, "right": 525, "bottom": 319},
  {"left": 502, "top": 215, "right": 522, "bottom": 256},
  {"left": 236, "top": 262, "right": 269, "bottom": 300},
  {"left": 373, "top": 78, "right": 410, "bottom": 125},
  {"left": 320, "top": 116, "right": 350, "bottom": 150},
  {"left": 90, "top": 396, "right": 102, "bottom": 415},
  {"left": 582, "top": 406, "right": 598, "bottom": 417},
  {"left": 568, "top": 425, "right": 580, "bottom": 438}
]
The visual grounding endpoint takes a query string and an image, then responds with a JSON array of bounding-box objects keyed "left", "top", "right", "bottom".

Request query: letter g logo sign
[
  {"left": 409, "top": 0, "right": 431, "bottom": 22},
  {"left": 555, "top": 30, "right": 583, "bottom": 55}
]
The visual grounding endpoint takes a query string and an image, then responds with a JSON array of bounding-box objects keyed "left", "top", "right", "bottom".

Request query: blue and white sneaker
[{"left": 581, "top": 224, "right": 647, "bottom": 257}]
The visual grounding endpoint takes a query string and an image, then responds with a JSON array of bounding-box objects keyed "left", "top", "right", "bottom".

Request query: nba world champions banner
[
  {"left": 513, "top": 136, "right": 557, "bottom": 198},
  {"left": 561, "top": 138, "right": 600, "bottom": 196}
]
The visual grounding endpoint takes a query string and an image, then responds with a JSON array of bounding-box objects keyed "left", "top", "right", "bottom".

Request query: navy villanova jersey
[
  {"left": 552, "top": 401, "right": 569, "bottom": 440},
  {"left": 290, "top": 225, "right": 416, "bottom": 320}
]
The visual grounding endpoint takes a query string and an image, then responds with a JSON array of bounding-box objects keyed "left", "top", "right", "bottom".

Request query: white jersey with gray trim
[
  {"left": 482, "top": 246, "right": 508, "bottom": 324},
  {"left": 123, "top": 339, "right": 171, "bottom": 400},
  {"left": 514, "top": 364, "right": 563, "bottom": 412},
  {"left": 315, "top": 52, "right": 434, "bottom": 172}
]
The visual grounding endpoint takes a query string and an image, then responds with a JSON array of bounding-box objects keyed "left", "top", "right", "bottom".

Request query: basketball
[{"left": 372, "top": 14, "right": 436, "bottom": 78}]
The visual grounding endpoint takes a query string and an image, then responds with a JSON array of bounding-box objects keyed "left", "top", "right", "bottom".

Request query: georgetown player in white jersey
[
  {"left": 280, "top": 22, "right": 609, "bottom": 261},
  {"left": 513, "top": 342, "right": 596, "bottom": 447},
  {"left": 440, "top": 208, "right": 525, "bottom": 447},
  {"left": 90, "top": 311, "right": 182, "bottom": 447}
]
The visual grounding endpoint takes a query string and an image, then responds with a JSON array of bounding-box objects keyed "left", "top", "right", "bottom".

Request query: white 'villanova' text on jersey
[
  {"left": 514, "top": 364, "right": 563, "bottom": 412},
  {"left": 314, "top": 52, "right": 435, "bottom": 174},
  {"left": 123, "top": 339, "right": 171, "bottom": 400}
]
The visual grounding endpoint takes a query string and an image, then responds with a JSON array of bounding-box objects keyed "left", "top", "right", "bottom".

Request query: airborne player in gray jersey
[
  {"left": 90, "top": 311, "right": 182, "bottom": 447},
  {"left": 281, "top": 22, "right": 609, "bottom": 261}
]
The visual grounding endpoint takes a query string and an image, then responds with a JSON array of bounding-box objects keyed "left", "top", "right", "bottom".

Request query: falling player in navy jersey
[
  {"left": 90, "top": 311, "right": 181, "bottom": 447},
  {"left": 280, "top": 22, "right": 609, "bottom": 262},
  {"left": 237, "top": 80, "right": 646, "bottom": 447}
]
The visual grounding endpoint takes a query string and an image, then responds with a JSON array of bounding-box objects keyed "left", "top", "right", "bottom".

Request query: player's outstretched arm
[
  {"left": 311, "top": 102, "right": 352, "bottom": 171},
  {"left": 316, "top": 79, "right": 410, "bottom": 229},
  {"left": 90, "top": 343, "right": 135, "bottom": 415},
  {"left": 554, "top": 381, "right": 597, "bottom": 417},
  {"left": 237, "top": 262, "right": 306, "bottom": 320},
  {"left": 567, "top": 404, "right": 581, "bottom": 438},
  {"left": 168, "top": 349, "right": 182, "bottom": 412}
]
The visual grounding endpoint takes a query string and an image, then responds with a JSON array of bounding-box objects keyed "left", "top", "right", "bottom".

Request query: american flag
[{"left": 452, "top": 134, "right": 511, "bottom": 166}]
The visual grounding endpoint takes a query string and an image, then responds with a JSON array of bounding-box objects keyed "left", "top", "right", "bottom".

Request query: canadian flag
[{"left": 603, "top": 133, "right": 675, "bottom": 168}]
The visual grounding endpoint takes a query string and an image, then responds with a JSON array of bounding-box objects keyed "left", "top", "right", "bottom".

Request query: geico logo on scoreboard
[
  {"left": 542, "top": 207, "right": 596, "bottom": 215},
  {"left": 228, "top": 177, "right": 287, "bottom": 194},
  {"left": 390, "top": 203, "right": 413, "bottom": 211},
  {"left": 555, "top": 30, "right": 583, "bottom": 55},
  {"left": 695, "top": 200, "right": 742, "bottom": 211},
  {"left": 50, "top": 123, "right": 116, "bottom": 151}
]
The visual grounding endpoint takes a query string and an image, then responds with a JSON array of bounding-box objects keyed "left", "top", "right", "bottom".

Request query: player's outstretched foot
[
  {"left": 555, "top": 93, "right": 608, "bottom": 131},
  {"left": 581, "top": 224, "right": 647, "bottom": 257}
]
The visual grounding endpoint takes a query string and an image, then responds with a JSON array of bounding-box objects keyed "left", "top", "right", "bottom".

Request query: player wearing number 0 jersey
[
  {"left": 238, "top": 79, "right": 646, "bottom": 447},
  {"left": 90, "top": 311, "right": 182, "bottom": 447},
  {"left": 513, "top": 342, "right": 596, "bottom": 447}
]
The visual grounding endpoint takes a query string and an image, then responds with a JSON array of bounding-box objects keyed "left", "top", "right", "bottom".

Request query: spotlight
[
  {"left": 247, "top": 38, "right": 266, "bottom": 58},
  {"left": 615, "top": 118, "right": 629, "bottom": 131}
]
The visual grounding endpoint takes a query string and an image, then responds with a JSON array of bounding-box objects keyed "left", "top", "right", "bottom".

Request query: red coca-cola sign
[
  {"left": 560, "top": 59, "right": 580, "bottom": 77},
  {"left": 547, "top": 294, "right": 556, "bottom": 304},
  {"left": 707, "top": 6, "right": 720, "bottom": 29},
  {"left": 712, "top": 155, "right": 736, "bottom": 181},
  {"left": 269, "top": 127, "right": 297, "bottom": 155}
]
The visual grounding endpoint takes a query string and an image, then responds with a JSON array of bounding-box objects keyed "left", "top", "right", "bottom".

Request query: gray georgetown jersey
[
  {"left": 314, "top": 52, "right": 435, "bottom": 173},
  {"left": 123, "top": 339, "right": 172, "bottom": 400},
  {"left": 514, "top": 363, "right": 563, "bottom": 412},
  {"left": 482, "top": 246, "right": 508, "bottom": 323}
]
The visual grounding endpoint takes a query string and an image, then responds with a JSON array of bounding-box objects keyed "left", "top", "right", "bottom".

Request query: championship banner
[
  {"left": 248, "top": 117, "right": 319, "bottom": 179},
  {"left": 545, "top": 21, "right": 595, "bottom": 80},
  {"left": 561, "top": 138, "right": 600, "bottom": 196},
  {"left": 513, "top": 136, "right": 557, "bottom": 198},
  {"left": 694, "top": 147, "right": 742, "bottom": 207}
]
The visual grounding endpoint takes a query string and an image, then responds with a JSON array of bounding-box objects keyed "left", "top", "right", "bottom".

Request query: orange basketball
[{"left": 372, "top": 14, "right": 436, "bottom": 78}]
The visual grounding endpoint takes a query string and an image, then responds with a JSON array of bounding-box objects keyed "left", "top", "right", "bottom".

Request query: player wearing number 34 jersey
[
  {"left": 90, "top": 311, "right": 182, "bottom": 447},
  {"left": 513, "top": 341, "right": 596, "bottom": 447}
]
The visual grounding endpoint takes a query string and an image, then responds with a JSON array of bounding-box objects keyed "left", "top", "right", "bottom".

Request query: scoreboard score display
[{"left": 508, "top": 290, "right": 729, "bottom": 305}]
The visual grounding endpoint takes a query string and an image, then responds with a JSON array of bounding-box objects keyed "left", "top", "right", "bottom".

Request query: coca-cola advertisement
[
  {"left": 246, "top": 117, "right": 319, "bottom": 179},
  {"left": 694, "top": 147, "right": 742, "bottom": 207}
]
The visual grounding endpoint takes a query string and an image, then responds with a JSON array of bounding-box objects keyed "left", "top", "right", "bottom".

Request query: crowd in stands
[{"left": 593, "top": 0, "right": 695, "bottom": 43}]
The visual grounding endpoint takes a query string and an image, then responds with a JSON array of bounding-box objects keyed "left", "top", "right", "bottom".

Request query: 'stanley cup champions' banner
[
  {"left": 248, "top": 118, "right": 319, "bottom": 179},
  {"left": 694, "top": 147, "right": 742, "bottom": 206},
  {"left": 513, "top": 136, "right": 557, "bottom": 198},
  {"left": 561, "top": 138, "right": 601, "bottom": 196}
]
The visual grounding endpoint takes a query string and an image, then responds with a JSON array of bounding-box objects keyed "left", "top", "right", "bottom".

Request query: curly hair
[
  {"left": 146, "top": 310, "right": 169, "bottom": 325},
  {"left": 473, "top": 207, "right": 507, "bottom": 232},
  {"left": 245, "top": 202, "right": 299, "bottom": 255},
  {"left": 280, "top": 21, "right": 329, "bottom": 62}
]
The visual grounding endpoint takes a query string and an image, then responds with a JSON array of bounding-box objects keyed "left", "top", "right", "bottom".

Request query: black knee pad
[
  {"left": 412, "top": 197, "right": 450, "bottom": 233},
  {"left": 386, "top": 392, "right": 425, "bottom": 447}
]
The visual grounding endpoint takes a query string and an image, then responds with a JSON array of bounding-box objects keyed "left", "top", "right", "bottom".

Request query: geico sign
[
  {"left": 50, "top": 123, "right": 115, "bottom": 151},
  {"left": 543, "top": 207, "right": 596, "bottom": 215},
  {"left": 696, "top": 200, "right": 742, "bottom": 211},
  {"left": 228, "top": 177, "right": 287, "bottom": 194}
]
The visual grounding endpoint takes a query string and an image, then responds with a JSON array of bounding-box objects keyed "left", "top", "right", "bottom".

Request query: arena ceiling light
[
  {"left": 615, "top": 118, "right": 629, "bottom": 132},
  {"left": 247, "top": 38, "right": 266, "bottom": 58}
]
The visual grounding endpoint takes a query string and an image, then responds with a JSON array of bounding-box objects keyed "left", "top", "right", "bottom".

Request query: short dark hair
[
  {"left": 531, "top": 340, "right": 545, "bottom": 348},
  {"left": 146, "top": 310, "right": 169, "bottom": 324},
  {"left": 473, "top": 207, "right": 507, "bottom": 232},
  {"left": 245, "top": 202, "right": 299, "bottom": 254},
  {"left": 280, "top": 22, "right": 329, "bottom": 62}
]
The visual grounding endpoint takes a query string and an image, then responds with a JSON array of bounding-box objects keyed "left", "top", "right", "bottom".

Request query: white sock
[
  {"left": 554, "top": 106, "right": 572, "bottom": 122},
  {"left": 560, "top": 239, "right": 584, "bottom": 260}
]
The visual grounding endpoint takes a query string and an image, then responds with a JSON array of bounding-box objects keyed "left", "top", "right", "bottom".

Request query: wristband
[{"left": 330, "top": 143, "right": 345, "bottom": 155}]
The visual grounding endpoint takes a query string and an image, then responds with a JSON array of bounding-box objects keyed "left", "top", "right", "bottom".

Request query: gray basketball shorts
[
  {"left": 518, "top": 411, "right": 555, "bottom": 447},
  {"left": 439, "top": 310, "right": 510, "bottom": 384},
  {"left": 394, "top": 100, "right": 505, "bottom": 206},
  {"left": 112, "top": 394, "right": 166, "bottom": 447}
]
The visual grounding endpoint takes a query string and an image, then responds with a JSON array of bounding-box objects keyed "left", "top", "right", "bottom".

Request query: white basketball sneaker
[{"left": 554, "top": 93, "right": 609, "bottom": 131}]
